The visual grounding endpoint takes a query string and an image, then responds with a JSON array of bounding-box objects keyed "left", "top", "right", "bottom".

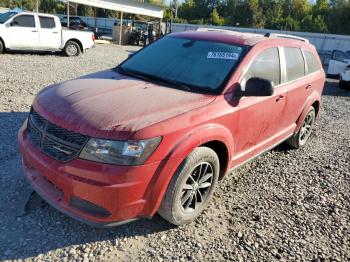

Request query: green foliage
[
  {"left": 175, "top": 0, "right": 350, "bottom": 34},
  {"left": 209, "top": 8, "right": 224, "bottom": 25},
  {"left": 1, "top": 0, "right": 349, "bottom": 34}
]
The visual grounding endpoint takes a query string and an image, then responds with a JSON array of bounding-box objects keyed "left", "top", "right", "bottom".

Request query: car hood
[{"left": 33, "top": 69, "right": 216, "bottom": 139}]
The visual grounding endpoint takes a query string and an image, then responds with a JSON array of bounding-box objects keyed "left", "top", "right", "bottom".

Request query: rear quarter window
[
  {"left": 304, "top": 50, "right": 321, "bottom": 74},
  {"left": 284, "top": 47, "right": 305, "bottom": 82}
]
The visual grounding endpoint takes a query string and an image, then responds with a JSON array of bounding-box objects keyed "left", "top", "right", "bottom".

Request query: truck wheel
[
  {"left": 158, "top": 147, "right": 220, "bottom": 225},
  {"left": 286, "top": 107, "right": 316, "bottom": 149},
  {"left": 64, "top": 41, "right": 80, "bottom": 57},
  {"left": 0, "top": 40, "right": 4, "bottom": 53}
]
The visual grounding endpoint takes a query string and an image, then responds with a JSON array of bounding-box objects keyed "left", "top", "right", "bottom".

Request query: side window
[
  {"left": 12, "top": 15, "right": 35, "bottom": 28},
  {"left": 244, "top": 48, "right": 281, "bottom": 87},
  {"left": 304, "top": 50, "right": 321, "bottom": 74},
  {"left": 39, "top": 16, "right": 56, "bottom": 29},
  {"left": 332, "top": 50, "right": 350, "bottom": 62},
  {"left": 284, "top": 47, "right": 305, "bottom": 82}
]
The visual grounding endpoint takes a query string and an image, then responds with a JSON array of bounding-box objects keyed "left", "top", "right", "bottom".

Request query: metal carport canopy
[{"left": 67, "top": 0, "right": 164, "bottom": 18}]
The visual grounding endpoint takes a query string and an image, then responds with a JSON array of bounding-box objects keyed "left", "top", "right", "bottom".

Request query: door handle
[
  {"left": 276, "top": 95, "right": 285, "bottom": 102},
  {"left": 52, "top": 32, "right": 59, "bottom": 34},
  {"left": 31, "top": 30, "right": 38, "bottom": 32},
  {"left": 306, "top": 84, "right": 312, "bottom": 90}
]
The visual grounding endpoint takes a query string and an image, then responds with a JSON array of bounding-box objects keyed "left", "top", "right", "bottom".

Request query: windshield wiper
[
  {"left": 116, "top": 66, "right": 194, "bottom": 92},
  {"left": 144, "top": 75, "right": 193, "bottom": 92}
]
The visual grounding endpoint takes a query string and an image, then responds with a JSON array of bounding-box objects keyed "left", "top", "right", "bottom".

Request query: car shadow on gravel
[
  {"left": 3, "top": 50, "right": 67, "bottom": 57},
  {"left": 323, "top": 79, "right": 350, "bottom": 97},
  {"left": 2, "top": 185, "right": 175, "bottom": 260},
  {"left": 0, "top": 112, "right": 175, "bottom": 260}
]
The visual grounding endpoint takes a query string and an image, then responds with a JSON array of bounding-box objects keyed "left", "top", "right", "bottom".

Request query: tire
[
  {"left": 64, "top": 41, "right": 81, "bottom": 57},
  {"left": 158, "top": 147, "right": 220, "bottom": 225},
  {"left": 0, "top": 40, "right": 4, "bottom": 53},
  {"left": 286, "top": 107, "right": 316, "bottom": 149},
  {"left": 339, "top": 80, "right": 350, "bottom": 90}
]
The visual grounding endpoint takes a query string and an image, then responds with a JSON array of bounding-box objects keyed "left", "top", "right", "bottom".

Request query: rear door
[
  {"left": 8, "top": 14, "right": 40, "bottom": 49},
  {"left": 233, "top": 47, "right": 287, "bottom": 163},
  {"left": 38, "top": 16, "right": 61, "bottom": 50},
  {"left": 279, "top": 47, "right": 316, "bottom": 129}
]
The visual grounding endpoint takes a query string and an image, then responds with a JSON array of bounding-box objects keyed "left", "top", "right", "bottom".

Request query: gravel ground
[{"left": 0, "top": 44, "right": 349, "bottom": 262}]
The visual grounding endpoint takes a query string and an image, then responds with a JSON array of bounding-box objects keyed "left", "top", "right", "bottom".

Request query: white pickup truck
[{"left": 0, "top": 12, "right": 95, "bottom": 56}]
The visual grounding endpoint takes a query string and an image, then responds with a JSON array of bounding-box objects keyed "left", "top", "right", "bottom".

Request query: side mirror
[
  {"left": 241, "top": 77, "right": 274, "bottom": 97},
  {"left": 10, "top": 21, "right": 18, "bottom": 26}
]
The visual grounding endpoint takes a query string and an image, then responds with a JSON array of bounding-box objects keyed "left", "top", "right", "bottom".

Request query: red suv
[{"left": 18, "top": 30, "right": 325, "bottom": 227}]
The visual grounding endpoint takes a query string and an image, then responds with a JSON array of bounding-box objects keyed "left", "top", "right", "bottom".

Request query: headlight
[{"left": 79, "top": 137, "right": 161, "bottom": 165}]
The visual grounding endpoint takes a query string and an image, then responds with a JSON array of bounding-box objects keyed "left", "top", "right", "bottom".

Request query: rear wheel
[
  {"left": 0, "top": 40, "right": 4, "bottom": 53},
  {"left": 339, "top": 80, "right": 350, "bottom": 90},
  {"left": 158, "top": 147, "right": 220, "bottom": 225},
  {"left": 286, "top": 107, "right": 316, "bottom": 149},
  {"left": 64, "top": 41, "right": 80, "bottom": 57}
]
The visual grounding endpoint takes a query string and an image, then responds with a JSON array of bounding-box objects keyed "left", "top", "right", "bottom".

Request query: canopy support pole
[
  {"left": 67, "top": 0, "right": 70, "bottom": 27},
  {"left": 119, "top": 11, "right": 123, "bottom": 45}
]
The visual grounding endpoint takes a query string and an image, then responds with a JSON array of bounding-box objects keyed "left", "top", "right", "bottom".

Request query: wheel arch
[
  {"left": 200, "top": 140, "right": 229, "bottom": 180},
  {"left": 0, "top": 37, "right": 6, "bottom": 50},
  {"left": 64, "top": 38, "right": 83, "bottom": 53},
  {"left": 144, "top": 124, "right": 234, "bottom": 216},
  {"left": 294, "top": 92, "right": 321, "bottom": 133},
  {"left": 311, "top": 100, "right": 320, "bottom": 117}
]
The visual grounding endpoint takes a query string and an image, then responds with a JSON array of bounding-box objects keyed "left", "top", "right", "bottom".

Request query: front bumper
[{"left": 18, "top": 122, "right": 179, "bottom": 227}]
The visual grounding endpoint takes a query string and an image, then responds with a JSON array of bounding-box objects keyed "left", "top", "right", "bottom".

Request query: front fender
[
  {"left": 165, "top": 123, "right": 234, "bottom": 161},
  {"left": 143, "top": 123, "right": 234, "bottom": 216}
]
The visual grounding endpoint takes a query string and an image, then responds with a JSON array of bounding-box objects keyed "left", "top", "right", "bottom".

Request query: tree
[{"left": 209, "top": 8, "right": 224, "bottom": 25}]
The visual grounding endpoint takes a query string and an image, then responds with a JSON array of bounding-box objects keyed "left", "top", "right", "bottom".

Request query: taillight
[{"left": 92, "top": 34, "right": 95, "bottom": 42}]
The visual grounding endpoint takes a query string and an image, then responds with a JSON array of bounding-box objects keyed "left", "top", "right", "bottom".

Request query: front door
[
  {"left": 231, "top": 47, "right": 287, "bottom": 165},
  {"left": 8, "top": 14, "right": 40, "bottom": 49}
]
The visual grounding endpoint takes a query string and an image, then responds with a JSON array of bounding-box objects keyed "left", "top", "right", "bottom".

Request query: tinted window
[
  {"left": 245, "top": 48, "right": 280, "bottom": 86},
  {"left": 332, "top": 50, "right": 350, "bottom": 62},
  {"left": 120, "top": 36, "right": 247, "bottom": 93},
  {"left": 304, "top": 50, "right": 321, "bottom": 74},
  {"left": 284, "top": 47, "right": 305, "bottom": 82},
  {"left": 39, "top": 16, "right": 55, "bottom": 29},
  {"left": 12, "top": 15, "right": 35, "bottom": 28}
]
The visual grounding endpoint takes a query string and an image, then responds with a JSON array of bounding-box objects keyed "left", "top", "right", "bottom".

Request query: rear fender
[{"left": 294, "top": 91, "right": 320, "bottom": 133}]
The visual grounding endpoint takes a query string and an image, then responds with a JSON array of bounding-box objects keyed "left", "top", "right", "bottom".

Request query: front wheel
[
  {"left": 158, "top": 147, "right": 220, "bottom": 225},
  {"left": 286, "top": 107, "right": 316, "bottom": 149},
  {"left": 64, "top": 41, "right": 81, "bottom": 57}
]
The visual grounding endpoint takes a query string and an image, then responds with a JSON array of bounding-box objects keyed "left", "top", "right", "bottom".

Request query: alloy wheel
[
  {"left": 180, "top": 162, "right": 214, "bottom": 212},
  {"left": 67, "top": 44, "right": 78, "bottom": 56},
  {"left": 299, "top": 112, "right": 314, "bottom": 144}
]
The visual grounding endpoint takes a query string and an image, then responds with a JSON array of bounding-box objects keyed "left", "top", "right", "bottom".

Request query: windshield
[
  {"left": 0, "top": 12, "right": 17, "bottom": 24},
  {"left": 119, "top": 36, "right": 247, "bottom": 93}
]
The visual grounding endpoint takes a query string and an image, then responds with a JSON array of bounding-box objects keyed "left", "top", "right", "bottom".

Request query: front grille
[{"left": 27, "top": 108, "right": 89, "bottom": 162}]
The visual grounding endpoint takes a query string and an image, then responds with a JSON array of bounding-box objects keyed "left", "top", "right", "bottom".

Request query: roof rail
[
  {"left": 265, "top": 33, "right": 309, "bottom": 43},
  {"left": 196, "top": 27, "right": 235, "bottom": 33}
]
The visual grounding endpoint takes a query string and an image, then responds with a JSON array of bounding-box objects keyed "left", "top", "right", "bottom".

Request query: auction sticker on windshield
[{"left": 207, "top": 52, "right": 239, "bottom": 60}]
